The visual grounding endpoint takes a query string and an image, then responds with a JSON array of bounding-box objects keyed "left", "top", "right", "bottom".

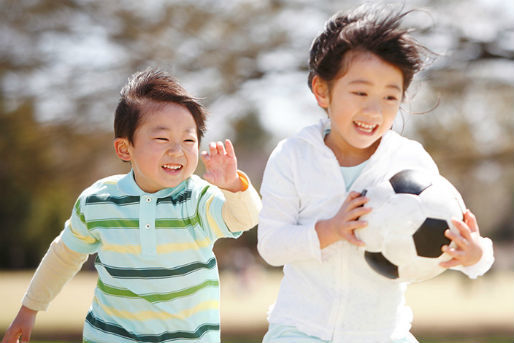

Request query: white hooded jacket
[{"left": 258, "top": 119, "right": 494, "bottom": 342}]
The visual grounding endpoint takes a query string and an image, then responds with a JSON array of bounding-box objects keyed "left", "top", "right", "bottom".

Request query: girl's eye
[
  {"left": 155, "top": 137, "right": 168, "bottom": 142},
  {"left": 385, "top": 95, "right": 399, "bottom": 101},
  {"left": 184, "top": 139, "right": 196, "bottom": 143},
  {"left": 352, "top": 92, "right": 367, "bottom": 97}
]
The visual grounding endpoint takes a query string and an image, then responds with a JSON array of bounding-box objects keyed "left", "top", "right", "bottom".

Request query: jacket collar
[{"left": 296, "top": 117, "right": 399, "bottom": 165}]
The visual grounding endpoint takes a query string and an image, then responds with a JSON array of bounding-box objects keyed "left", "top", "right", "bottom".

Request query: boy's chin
[{"left": 164, "top": 175, "right": 192, "bottom": 189}]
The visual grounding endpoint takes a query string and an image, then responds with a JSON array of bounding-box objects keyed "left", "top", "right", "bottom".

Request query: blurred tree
[{"left": 0, "top": 0, "right": 512, "bottom": 268}]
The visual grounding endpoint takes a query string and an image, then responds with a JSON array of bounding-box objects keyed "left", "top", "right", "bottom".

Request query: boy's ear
[
  {"left": 311, "top": 75, "right": 330, "bottom": 109},
  {"left": 114, "top": 138, "right": 131, "bottom": 162}
]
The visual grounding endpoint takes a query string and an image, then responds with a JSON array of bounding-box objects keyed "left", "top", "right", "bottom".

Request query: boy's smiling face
[{"left": 115, "top": 102, "right": 199, "bottom": 193}]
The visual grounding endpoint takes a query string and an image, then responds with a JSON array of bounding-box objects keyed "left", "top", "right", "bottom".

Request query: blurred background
[{"left": 1, "top": 0, "right": 513, "bottom": 342}]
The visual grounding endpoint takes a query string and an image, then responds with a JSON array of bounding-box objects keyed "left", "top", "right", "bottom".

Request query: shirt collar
[{"left": 117, "top": 169, "right": 189, "bottom": 198}]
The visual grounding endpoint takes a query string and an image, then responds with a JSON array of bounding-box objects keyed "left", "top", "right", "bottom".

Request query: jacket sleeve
[
  {"left": 257, "top": 141, "right": 322, "bottom": 267},
  {"left": 450, "top": 233, "right": 495, "bottom": 278}
]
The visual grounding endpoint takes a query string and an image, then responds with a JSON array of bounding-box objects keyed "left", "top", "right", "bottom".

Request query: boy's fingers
[
  {"left": 224, "top": 139, "right": 235, "bottom": 158},
  {"left": 216, "top": 141, "right": 225, "bottom": 155},
  {"left": 209, "top": 142, "right": 217, "bottom": 155},
  {"left": 2, "top": 329, "right": 22, "bottom": 343},
  {"left": 21, "top": 332, "right": 32, "bottom": 343},
  {"left": 200, "top": 151, "right": 209, "bottom": 161}
]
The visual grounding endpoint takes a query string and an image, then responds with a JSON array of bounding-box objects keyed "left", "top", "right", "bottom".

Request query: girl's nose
[{"left": 363, "top": 99, "right": 382, "bottom": 116}]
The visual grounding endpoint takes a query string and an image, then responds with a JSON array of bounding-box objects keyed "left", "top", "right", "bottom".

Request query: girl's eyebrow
[{"left": 349, "top": 79, "right": 402, "bottom": 92}]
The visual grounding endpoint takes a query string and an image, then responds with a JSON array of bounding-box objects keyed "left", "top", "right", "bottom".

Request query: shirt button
[
  {"left": 145, "top": 197, "right": 151, "bottom": 203},
  {"left": 145, "top": 224, "right": 151, "bottom": 229}
]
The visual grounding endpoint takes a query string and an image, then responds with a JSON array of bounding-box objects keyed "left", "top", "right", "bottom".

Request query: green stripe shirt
[{"left": 61, "top": 171, "right": 240, "bottom": 343}]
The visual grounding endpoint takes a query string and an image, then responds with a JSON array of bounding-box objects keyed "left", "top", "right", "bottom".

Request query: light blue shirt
[
  {"left": 62, "top": 170, "right": 239, "bottom": 343},
  {"left": 341, "top": 161, "right": 368, "bottom": 191}
]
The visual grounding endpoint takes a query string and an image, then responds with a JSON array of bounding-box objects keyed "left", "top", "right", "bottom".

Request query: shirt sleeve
[
  {"left": 61, "top": 195, "right": 100, "bottom": 254},
  {"left": 197, "top": 183, "right": 242, "bottom": 241},
  {"left": 257, "top": 141, "right": 323, "bottom": 267},
  {"left": 221, "top": 171, "right": 262, "bottom": 233},
  {"left": 22, "top": 234, "right": 88, "bottom": 311}
]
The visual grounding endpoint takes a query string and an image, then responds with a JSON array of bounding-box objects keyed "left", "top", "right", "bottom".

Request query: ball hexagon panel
[
  {"left": 413, "top": 218, "right": 451, "bottom": 258},
  {"left": 389, "top": 169, "right": 432, "bottom": 195},
  {"left": 364, "top": 251, "right": 399, "bottom": 279}
]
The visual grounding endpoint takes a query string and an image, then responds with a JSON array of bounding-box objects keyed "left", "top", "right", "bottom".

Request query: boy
[{"left": 2, "top": 68, "right": 262, "bottom": 343}]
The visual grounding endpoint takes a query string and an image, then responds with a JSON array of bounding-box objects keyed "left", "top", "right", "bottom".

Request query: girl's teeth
[{"left": 354, "top": 121, "right": 377, "bottom": 132}]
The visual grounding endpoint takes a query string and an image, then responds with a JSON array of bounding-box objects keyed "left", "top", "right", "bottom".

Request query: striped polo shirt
[{"left": 61, "top": 170, "right": 241, "bottom": 343}]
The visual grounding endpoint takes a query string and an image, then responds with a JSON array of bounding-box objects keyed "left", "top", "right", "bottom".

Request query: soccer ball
[{"left": 356, "top": 169, "right": 466, "bottom": 283}]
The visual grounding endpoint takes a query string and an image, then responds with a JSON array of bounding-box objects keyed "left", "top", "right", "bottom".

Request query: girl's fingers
[
  {"left": 344, "top": 191, "right": 362, "bottom": 203},
  {"left": 439, "top": 257, "right": 461, "bottom": 268},
  {"left": 344, "top": 193, "right": 368, "bottom": 209},
  {"left": 464, "top": 210, "right": 479, "bottom": 233},
  {"left": 445, "top": 229, "right": 468, "bottom": 250},
  {"left": 451, "top": 219, "right": 472, "bottom": 240},
  {"left": 342, "top": 231, "right": 365, "bottom": 247},
  {"left": 339, "top": 221, "right": 367, "bottom": 246},
  {"left": 348, "top": 206, "right": 372, "bottom": 220}
]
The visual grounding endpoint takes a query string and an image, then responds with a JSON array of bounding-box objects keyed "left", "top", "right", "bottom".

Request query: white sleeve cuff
[{"left": 451, "top": 234, "right": 495, "bottom": 279}]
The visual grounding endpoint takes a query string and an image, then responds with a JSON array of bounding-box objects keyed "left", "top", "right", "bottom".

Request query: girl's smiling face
[
  {"left": 312, "top": 50, "right": 404, "bottom": 166},
  {"left": 115, "top": 102, "right": 199, "bottom": 193}
]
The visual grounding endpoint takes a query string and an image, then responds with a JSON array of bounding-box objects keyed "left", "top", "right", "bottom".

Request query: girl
[{"left": 257, "top": 4, "right": 494, "bottom": 343}]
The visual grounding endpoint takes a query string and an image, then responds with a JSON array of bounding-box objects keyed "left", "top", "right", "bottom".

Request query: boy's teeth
[{"left": 163, "top": 165, "right": 181, "bottom": 170}]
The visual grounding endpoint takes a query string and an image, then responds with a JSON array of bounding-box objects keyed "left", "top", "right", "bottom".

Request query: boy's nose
[{"left": 167, "top": 143, "right": 182, "bottom": 155}]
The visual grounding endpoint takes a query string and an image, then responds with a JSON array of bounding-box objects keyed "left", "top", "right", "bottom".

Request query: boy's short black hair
[
  {"left": 308, "top": 4, "right": 428, "bottom": 95},
  {"left": 114, "top": 68, "right": 207, "bottom": 145}
]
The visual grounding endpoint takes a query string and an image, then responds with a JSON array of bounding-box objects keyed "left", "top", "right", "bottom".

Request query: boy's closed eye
[{"left": 351, "top": 91, "right": 367, "bottom": 96}]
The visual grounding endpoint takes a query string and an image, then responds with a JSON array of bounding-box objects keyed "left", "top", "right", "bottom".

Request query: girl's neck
[{"left": 324, "top": 134, "right": 381, "bottom": 167}]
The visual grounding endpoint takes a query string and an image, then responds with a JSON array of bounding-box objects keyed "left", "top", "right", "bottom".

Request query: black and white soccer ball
[{"left": 357, "top": 169, "right": 466, "bottom": 283}]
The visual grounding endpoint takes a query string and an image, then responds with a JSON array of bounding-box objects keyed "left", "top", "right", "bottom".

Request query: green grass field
[{"left": 2, "top": 269, "right": 513, "bottom": 342}]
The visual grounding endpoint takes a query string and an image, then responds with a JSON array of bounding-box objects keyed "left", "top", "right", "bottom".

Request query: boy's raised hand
[
  {"left": 439, "top": 210, "right": 483, "bottom": 268},
  {"left": 201, "top": 139, "right": 243, "bottom": 192}
]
